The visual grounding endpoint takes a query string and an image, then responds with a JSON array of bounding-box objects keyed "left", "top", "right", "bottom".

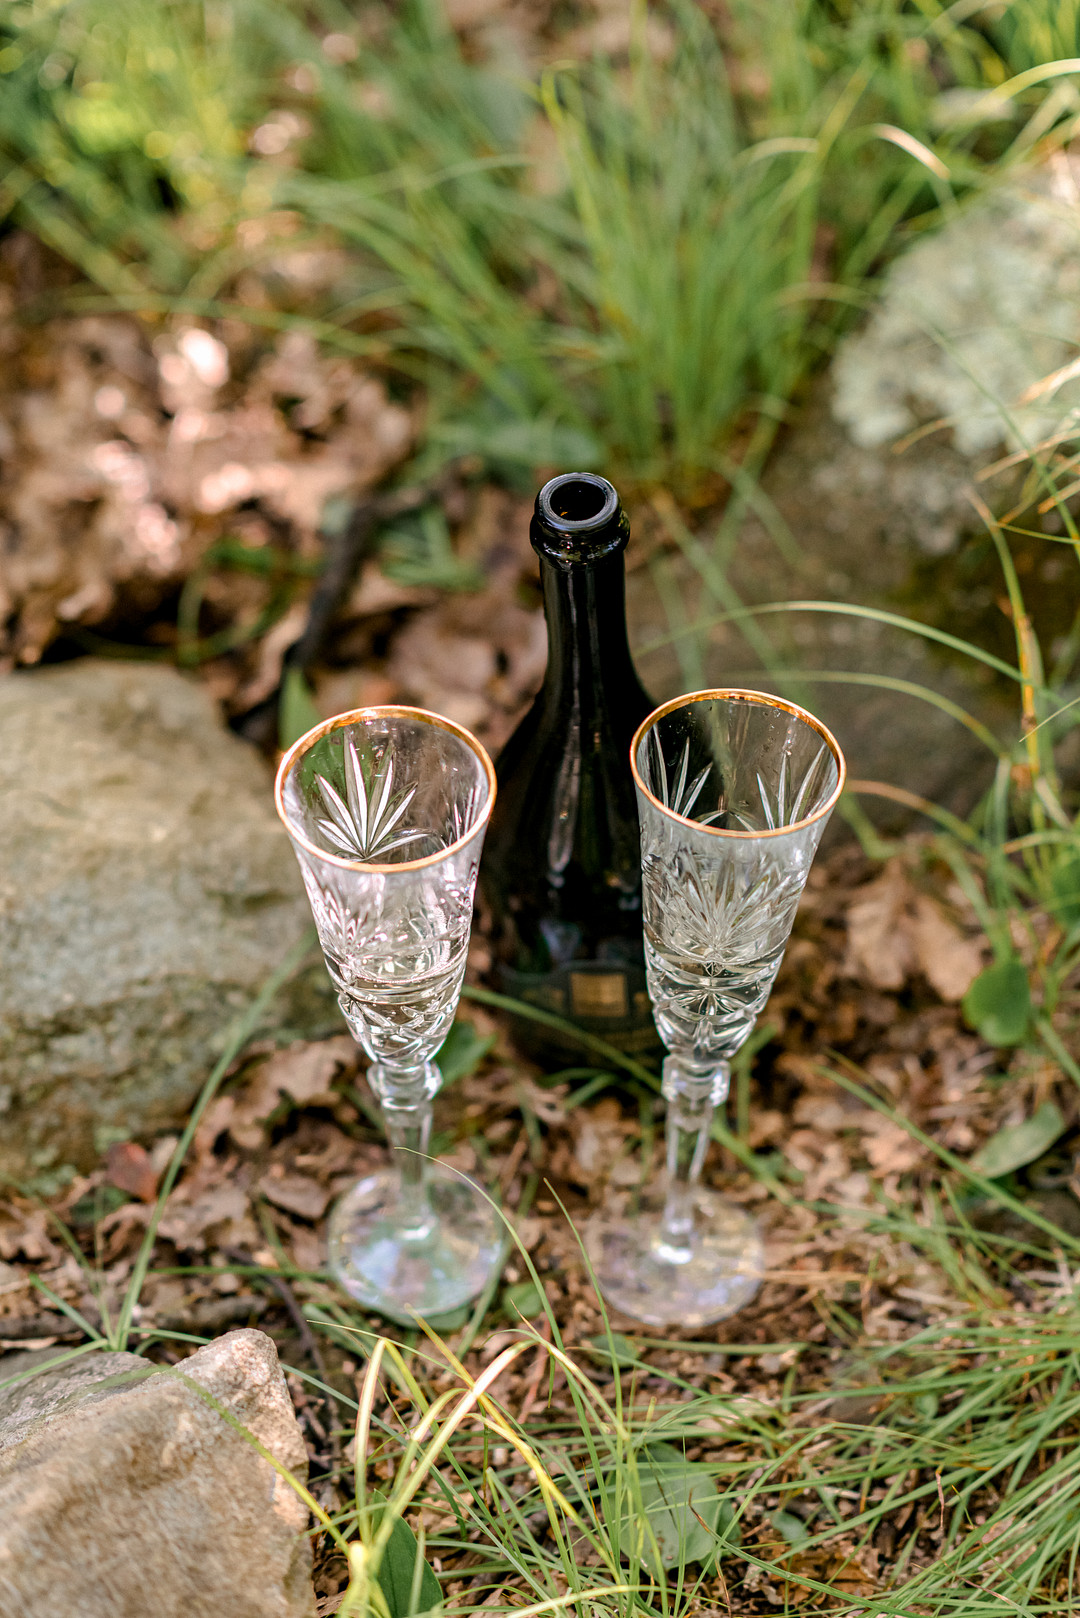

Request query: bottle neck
[{"left": 538, "top": 548, "right": 640, "bottom": 712}]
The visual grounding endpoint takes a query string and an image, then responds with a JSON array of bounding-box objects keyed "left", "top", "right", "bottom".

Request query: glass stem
[
  {"left": 657, "top": 1056, "right": 731, "bottom": 1262},
  {"left": 369, "top": 1061, "right": 441, "bottom": 1243}
]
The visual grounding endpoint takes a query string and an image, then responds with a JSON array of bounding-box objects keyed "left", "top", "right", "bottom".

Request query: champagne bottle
[{"left": 481, "top": 473, "right": 660, "bottom": 1061}]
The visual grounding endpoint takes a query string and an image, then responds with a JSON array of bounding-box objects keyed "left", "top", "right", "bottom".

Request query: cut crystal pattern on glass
[
  {"left": 587, "top": 689, "right": 845, "bottom": 1329},
  {"left": 297, "top": 860, "right": 475, "bottom": 1071},
  {"left": 314, "top": 736, "right": 425, "bottom": 861},
  {"left": 637, "top": 694, "right": 841, "bottom": 1067},
  {"left": 276, "top": 706, "right": 500, "bottom": 1323},
  {"left": 639, "top": 701, "right": 836, "bottom": 835}
]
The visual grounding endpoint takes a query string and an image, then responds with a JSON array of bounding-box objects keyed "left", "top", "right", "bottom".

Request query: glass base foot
[
  {"left": 328, "top": 1163, "right": 502, "bottom": 1324},
  {"left": 586, "top": 1186, "right": 764, "bottom": 1329}
]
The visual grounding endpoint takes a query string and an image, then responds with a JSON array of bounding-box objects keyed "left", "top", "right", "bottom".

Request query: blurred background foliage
[{"left": 2, "top": 0, "right": 1080, "bottom": 495}]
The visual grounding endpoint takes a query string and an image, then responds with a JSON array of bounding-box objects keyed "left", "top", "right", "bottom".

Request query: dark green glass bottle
[{"left": 480, "top": 473, "right": 660, "bottom": 1062}]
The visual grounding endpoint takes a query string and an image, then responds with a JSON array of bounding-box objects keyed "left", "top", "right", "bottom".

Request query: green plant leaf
[
  {"left": 773, "top": 1509, "right": 810, "bottom": 1544},
  {"left": 502, "top": 1279, "right": 544, "bottom": 1320},
  {"left": 587, "top": 1332, "right": 638, "bottom": 1366},
  {"left": 375, "top": 1511, "right": 442, "bottom": 1618},
  {"left": 626, "top": 1442, "right": 739, "bottom": 1572},
  {"left": 429, "top": 415, "right": 602, "bottom": 471},
  {"left": 424, "top": 1303, "right": 472, "bottom": 1332},
  {"left": 1050, "top": 849, "right": 1080, "bottom": 928},
  {"left": 68, "top": 1183, "right": 129, "bottom": 1227},
  {"left": 436, "top": 1018, "right": 495, "bottom": 1087},
  {"left": 962, "top": 958, "right": 1031, "bottom": 1046},
  {"left": 971, "top": 1101, "right": 1067, "bottom": 1180},
  {"left": 279, "top": 666, "right": 321, "bottom": 751},
  {"left": 378, "top": 505, "right": 484, "bottom": 593}
]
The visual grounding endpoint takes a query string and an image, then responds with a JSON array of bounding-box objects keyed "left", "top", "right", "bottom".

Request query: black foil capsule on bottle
[{"left": 480, "top": 472, "right": 660, "bottom": 1060}]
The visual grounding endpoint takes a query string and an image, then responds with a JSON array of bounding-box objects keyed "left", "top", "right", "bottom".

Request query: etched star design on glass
[
  {"left": 586, "top": 689, "right": 845, "bottom": 1328},
  {"left": 275, "top": 706, "right": 499, "bottom": 1323}
]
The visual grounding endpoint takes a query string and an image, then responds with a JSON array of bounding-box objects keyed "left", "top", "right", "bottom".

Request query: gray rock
[
  {"left": 627, "top": 387, "right": 1017, "bottom": 822},
  {"left": 833, "top": 164, "right": 1080, "bottom": 465},
  {"left": 0, "top": 660, "right": 337, "bottom": 1180},
  {"left": 628, "top": 169, "right": 1080, "bottom": 820},
  {"left": 628, "top": 521, "right": 1011, "bottom": 828},
  {"left": 0, "top": 1328, "right": 315, "bottom": 1618}
]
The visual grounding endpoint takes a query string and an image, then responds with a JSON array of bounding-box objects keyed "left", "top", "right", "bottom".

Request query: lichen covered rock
[{"left": 833, "top": 160, "right": 1080, "bottom": 460}]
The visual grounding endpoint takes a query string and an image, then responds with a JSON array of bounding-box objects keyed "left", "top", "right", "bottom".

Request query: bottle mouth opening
[{"left": 537, "top": 473, "right": 619, "bottom": 532}]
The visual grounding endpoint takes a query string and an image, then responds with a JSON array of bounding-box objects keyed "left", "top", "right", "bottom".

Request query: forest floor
[
  {"left": 0, "top": 806, "right": 1074, "bottom": 1612},
  {"left": 0, "top": 290, "right": 1078, "bottom": 1614}
]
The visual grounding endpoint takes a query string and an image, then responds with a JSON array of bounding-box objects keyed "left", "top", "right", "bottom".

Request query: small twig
[
  {"left": 292, "top": 462, "right": 468, "bottom": 671},
  {"left": 498, "top": 1130, "right": 530, "bottom": 1192},
  {"left": 235, "top": 461, "right": 468, "bottom": 746}
]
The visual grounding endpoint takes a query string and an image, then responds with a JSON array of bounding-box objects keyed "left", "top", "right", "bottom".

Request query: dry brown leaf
[
  {"left": 105, "top": 1140, "right": 159, "bottom": 1203},
  {"left": 141, "top": 1276, "right": 191, "bottom": 1321},
  {"left": 909, "top": 893, "right": 985, "bottom": 1001},
  {"left": 156, "top": 1181, "right": 252, "bottom": 1251},
  {"left": 844, "top": 861, "right": 914, "bottom": 989},
  {"left": 748, "top": 1108, "right": 787, "bottom": 1146},
  {"left": 0, "top": 1261, "right": 29, "bottom": 1304},
  {"left": 0, "top": 1208, "right": 60, "bottom": 1264},
  {"left": 0, "top": 315, "right": 413, "bottom": 667},
  {"left": 257, "top": 1170, "right": 333, "bottom": 1221},
  {"left": 860, "top": 1115, "right": 925, "bottom": 1175},
  {"left": 790, "top": 1096, "right": 850, "bottom": 1132},
  {"left": 287, "top": 1224, "right": 326, "bottom": 1274},
  {"left": 846, "top": 859, "right": 984, "bottom": 999},
  {"left": 781, "top": 1547, "right": 878, "bottom": 1601},
  {"left": 229, "top": 1035, "right": 356, "bottom": 1149},
  {"left": 345, "top": 566, "right": 437, "bottom": 619}
]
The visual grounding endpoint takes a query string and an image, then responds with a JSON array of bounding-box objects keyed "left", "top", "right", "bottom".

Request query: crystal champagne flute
[
  {"left": 587, "top": 689, "right": 845, "bottom": 1328},
  {"left": 275, "top": 706, "right": 500, "bottom": 1322}
]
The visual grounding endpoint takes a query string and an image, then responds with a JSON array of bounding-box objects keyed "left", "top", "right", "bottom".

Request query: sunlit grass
[
  {"left": 4, "top": 0, "right": 1080, "bottom": 490},
  {"left": 305, "top": 1116, "right": 1080, "bottom": 1616}
]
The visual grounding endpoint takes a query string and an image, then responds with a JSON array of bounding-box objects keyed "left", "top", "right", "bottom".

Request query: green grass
[
  {"left": 4, "top": 937, "right": 1080, "bottom": 1614},
  {"left": 309, "top": 1037, "right": 1080, "bottom": 1616},
  {"left": 3, "top": 0, "right": 1080, "bottom": 491},
  {"left": 307, "top": 1168, "right": 1080, "bottom": 1617}
]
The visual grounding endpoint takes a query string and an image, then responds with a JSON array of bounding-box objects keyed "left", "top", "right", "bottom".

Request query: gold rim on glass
[
  {"left": 274, "top": 704, "right": 497, "bottom": 873},
  {"left": 630, "top": 688, "right": 846, "bottom": 840}
]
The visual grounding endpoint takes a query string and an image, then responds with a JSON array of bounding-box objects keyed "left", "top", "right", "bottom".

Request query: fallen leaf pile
[
  {"left": 0, "top": 291, "right": 411, "bottom": 671},
  {"left": 0, "top": 280, "right": 556, "bottom": 760},
  {"left": 315, "top": 480, "right": 551, "bottom": 755}
]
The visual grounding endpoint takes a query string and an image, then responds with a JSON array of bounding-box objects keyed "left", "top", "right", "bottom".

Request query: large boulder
[
  {"left": 0, "top": 1329, "right": 315, "bottom": 1617},
  {"left": 0, "top": 660, "right": 337, "bottom": 1180}
]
